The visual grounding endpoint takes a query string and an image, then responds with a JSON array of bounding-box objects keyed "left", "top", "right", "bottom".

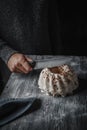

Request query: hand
[{"left": 7, "top": 53, "right": 33, "bottom": 73}]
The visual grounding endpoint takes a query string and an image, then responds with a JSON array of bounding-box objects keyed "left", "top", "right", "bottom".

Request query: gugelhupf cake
[{"left": 38, "top": 64, "right": 79, "bottom": 97}]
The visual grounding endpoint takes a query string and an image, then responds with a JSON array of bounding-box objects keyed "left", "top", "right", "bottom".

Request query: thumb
[
  {"left": 25, "top": 56, "right": 33, "bottom": 62},
  {"left": 25, "top": 55, "right": 36, "bottom": 68}
]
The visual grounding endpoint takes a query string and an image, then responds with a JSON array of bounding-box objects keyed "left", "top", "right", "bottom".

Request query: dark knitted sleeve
[{"left": 0, "top": 39, "right": 18, "bottom": 64}]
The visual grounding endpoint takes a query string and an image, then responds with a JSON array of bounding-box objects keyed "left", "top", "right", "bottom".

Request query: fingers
[
  {"left": 7, "top": 53, "right": 33, "bottom": 74},
  {"left": 12, "top": 63, "right": 32, "bottom": 74},
  {"left": 16, "top": 63, "right": 28, "bottom": 73},
  {"left": 14, "top": 68, "right": 23, "bottom": 73},
  {"left": 19, "top": 58, "right": 32, "bottom": 73}
]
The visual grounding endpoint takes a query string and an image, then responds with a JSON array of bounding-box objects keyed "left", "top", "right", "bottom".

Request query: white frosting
[{"left": 38, "top": 64, "right": 79, "bottom": 97}]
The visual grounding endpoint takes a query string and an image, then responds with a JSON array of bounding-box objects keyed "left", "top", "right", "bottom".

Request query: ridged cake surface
[{"left": 38, "top": 64, "right": 79, "bottom": 97}]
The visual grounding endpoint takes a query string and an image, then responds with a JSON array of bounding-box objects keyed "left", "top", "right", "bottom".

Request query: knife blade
[{"left": 28, "top": 56, "right": 73, "bottom": 70}]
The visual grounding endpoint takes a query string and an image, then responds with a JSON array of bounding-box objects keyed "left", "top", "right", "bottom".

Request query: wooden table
[{"left": 0, "top": 55, "right": 87, "bottom": 130}]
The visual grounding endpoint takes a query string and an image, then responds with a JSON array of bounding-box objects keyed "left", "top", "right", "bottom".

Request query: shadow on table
[
  {"left": 23, "top": 98, "right": 42, "bottom": 114},
  {"left": 73, "top": 78, "right": 87, "bottom": 95},
  {"left": 0, "top": 98, "right": 42, "bottom": 127}
]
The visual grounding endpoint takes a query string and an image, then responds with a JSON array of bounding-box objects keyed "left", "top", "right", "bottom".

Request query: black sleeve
[{"left": 0, "top": 39, "right": 18, "bottom": 64}]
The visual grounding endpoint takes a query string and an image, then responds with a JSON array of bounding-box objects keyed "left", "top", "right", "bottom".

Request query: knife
[{"left": 28, "top": 56, "right": 73, "bottom": 70}]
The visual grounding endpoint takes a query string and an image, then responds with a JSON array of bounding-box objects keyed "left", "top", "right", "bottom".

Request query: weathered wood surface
[{"left": 0, "top": 55, "right": 87, "bottom": 130}]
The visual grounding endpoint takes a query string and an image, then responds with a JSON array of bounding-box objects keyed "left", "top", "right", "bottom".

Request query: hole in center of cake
[{"left": 49, "top": 66, "right": 63, "bottom": 74}]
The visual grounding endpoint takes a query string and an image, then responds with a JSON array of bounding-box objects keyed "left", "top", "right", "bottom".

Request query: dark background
[
  {"left": 0, "top": 1, "right": 87, "bottom": 89},
  {"left": 56, "top": 1, "right": 87, "bottom": 55}
]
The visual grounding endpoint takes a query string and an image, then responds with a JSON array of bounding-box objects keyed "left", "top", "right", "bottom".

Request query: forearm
[{"left": 0, "top": 39, "right": 18, "bottom": 64}]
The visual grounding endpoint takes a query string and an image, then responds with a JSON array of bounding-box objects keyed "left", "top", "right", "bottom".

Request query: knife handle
[{"left": 28, "top": 60, "right": 36, "bottom": 68}]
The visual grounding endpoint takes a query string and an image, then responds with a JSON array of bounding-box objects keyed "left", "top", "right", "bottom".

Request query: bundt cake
[{"left": 38, "top": 64, "right": 79, "bottom": 97}]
